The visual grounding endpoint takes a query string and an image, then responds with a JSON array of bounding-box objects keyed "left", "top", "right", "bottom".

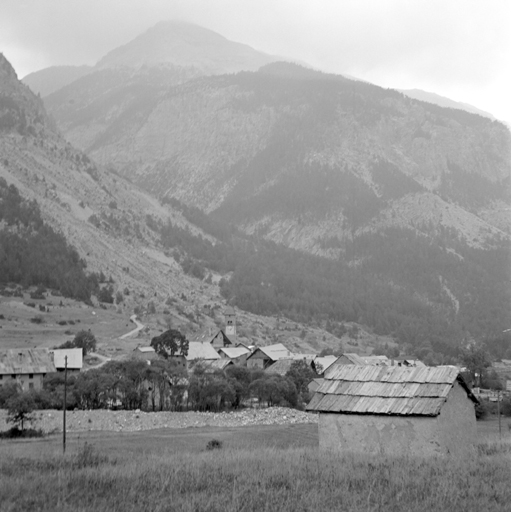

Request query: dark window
[
  {"left": 0, "top": 375, "right": 3, "bottom": 380},
  {"left": 12, "top": 374, "right": 16, "bottom": 379},
  {"left": 29, "top": 374, "right": 34, "bottom": 379}
]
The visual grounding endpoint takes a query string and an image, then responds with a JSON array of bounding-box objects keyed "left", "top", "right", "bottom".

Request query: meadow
[{"left": 1, "top": 420, "right": 511, "bottom": 512}]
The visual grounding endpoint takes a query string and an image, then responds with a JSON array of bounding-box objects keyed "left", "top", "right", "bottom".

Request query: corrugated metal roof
[
  {"left": 307, "top": 365, "right": 475, "bottom": 416},
  {"left": 0, "top": 348, "right": 56, "bottom": 375},
  {"left": 51, "top": 348, "right": 83, "bottom": 369}
]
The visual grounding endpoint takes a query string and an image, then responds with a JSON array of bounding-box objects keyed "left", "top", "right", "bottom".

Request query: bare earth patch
[{"left": 0, "top": 407, "right": 317, "bottom": 433}]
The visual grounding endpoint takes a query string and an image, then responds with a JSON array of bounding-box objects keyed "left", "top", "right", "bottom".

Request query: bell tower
[{"left": 225, "top": 306, "right": 236, "bottom": 343}]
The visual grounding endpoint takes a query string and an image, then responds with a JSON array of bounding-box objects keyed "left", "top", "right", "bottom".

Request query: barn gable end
[{"left": 307, "top": 365, "right": 478, "bottom": 456}]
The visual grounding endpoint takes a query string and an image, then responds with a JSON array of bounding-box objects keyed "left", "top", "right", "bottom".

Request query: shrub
[
  {"left": 206, "top": 439, "right": 223, "bottom": 450},
  {"left": 6, "top": 392, "right": 36, "bottom": 431},
  {"left": 0, "top": 427, "right": 44, "bottom": 439},
  {"left": 74, "top": 443, "right": 111, "bottom": 468}
]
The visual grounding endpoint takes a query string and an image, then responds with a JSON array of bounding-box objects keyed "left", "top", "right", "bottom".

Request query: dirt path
[
  {"left": 119, "top": 315, "right": 144, "bottom": 339},
  {"left": 84, "top": 352, "right": 111, "bottom": 370}
]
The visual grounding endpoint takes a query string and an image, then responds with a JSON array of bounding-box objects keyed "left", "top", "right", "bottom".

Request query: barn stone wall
[
  {"left": 318, "top": 382, "right": 477, "bottom": 457},
  {"left": 435, "top": 380, "right": 477, "bottom": 455}
]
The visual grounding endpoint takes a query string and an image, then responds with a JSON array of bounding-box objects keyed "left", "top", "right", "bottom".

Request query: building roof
[
  {"left": 306, "top": 365, "right": 477, "bottom": 417},
  {"left": 224, "top": 306, "right": 235, "bottom": 315},
  {"left": 363, "top": 355, "right": 391, "bottom": 365},
  {"left": 265, "top": 359, "right": 298, "bottom": 375},
  {"left": 394, "top": 357, "right": 426, "bottom": 367},
  {"left": 134, "top": 346, "right": 155, "bottom": 353},
  {"left": 51, "top": 348, "right": 83, "bottom": 369},
  {"left": 342, "top": 353, "right": 368, "bottom": 365},
  {"left": 219, "top": 346, "right": 250, "bottom": 359},
  {"left": 186, "top": 342, "right": 221, "bottom": 361},
  {"left": 313, "top": 355, "right": 338, "bottom": 373},
  {"left": 0, "top": 348, "right": 56, "bottom": 375},
  {"left": 190, "top": 329, "right": 233, "bottom": 346},
  {"left": 252, "top": 343, "right": 294, "bottom": 361},
  {"left": 206, "top": 359, "right": 233, "bottom": 370}
]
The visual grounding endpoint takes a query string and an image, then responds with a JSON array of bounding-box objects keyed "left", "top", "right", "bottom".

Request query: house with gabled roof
[
  {"left": 246, "top": 343, "right": 295, "bottom": 369},
  {"left": 306, "top": 365, "right": 478, "bottom": 457},
  {"left": 0, "top": 348, "right": 56, "bottom": 391},
  {"left": 312, "top": 355, "right": 338, "bottom": 375},
  {"left": 190, "top": 329, "right": 233, "bottom": 349},
  {"left": 132, "top": 345, "right": 159, "bottom": 362},
  {"left": 218, "top": 346, "right": 251, "bottom": 366},
  {"left": 51, "top": 348, "right": 83, "bottom": 373},
  {"left": 205, "top": 359, "right": 234, "bottom": 371}
]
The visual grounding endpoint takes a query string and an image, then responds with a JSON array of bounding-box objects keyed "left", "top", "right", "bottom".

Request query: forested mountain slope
[
  {"left": 41, "top": 55, "right": 511, "bottom": 359},
  {"left": 0, "top": 53, "right": 223, "bottom": 318}
]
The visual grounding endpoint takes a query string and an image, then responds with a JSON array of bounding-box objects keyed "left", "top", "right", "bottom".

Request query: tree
[
  {"left": 63, "top": 330, "right": 97, "bottom": 356},
  {"left": 188, "top": 365, "right": 235, "bottom": 411},
  {"left": 6, "top": 392, "right": 36, "bottom": 432},
  {"left": 286, "top": 360, "right": 317, "bottom": 397},
  {"left": 249, "top": 374, "right": 298, "bottom": 408},
  {"left": 225, "top": 366, "right": 251, "bottom": 408},
  {"left": 0, "top": 382, "right": 20, "bottom": 408},
  {"left": 459, "top": 342, "right": 491, "bottom": 388},
  {"left": 150, "top": 329, "right": 189, "bottom": 358},
  {"left": 98, "top": 285, "right": 114, "bottom": 304}
]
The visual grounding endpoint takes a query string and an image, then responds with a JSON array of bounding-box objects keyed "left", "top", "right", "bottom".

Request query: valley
[{"left": 1, "top": 20, "right": 511, "bottom": 366}]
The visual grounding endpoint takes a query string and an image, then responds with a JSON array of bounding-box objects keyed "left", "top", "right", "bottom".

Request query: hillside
[
  {"left": 22, "top": 65, "right": 93, "bottom": 97},
  {"left": 40, "top": 52, "right": 511, "bottom": 359},
  {"left": 4, "top": 21, "right": 511, "bottom": 364},
  {"left": 1, "top": 53, "right": 365, "bottom": 358}
]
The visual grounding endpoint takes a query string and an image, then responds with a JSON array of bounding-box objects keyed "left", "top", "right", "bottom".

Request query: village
[{"left": 2, "top": 305, "right": 510, "bottom": 458}]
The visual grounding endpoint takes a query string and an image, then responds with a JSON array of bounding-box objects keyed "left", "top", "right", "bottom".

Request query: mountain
[
  {"left": 22, "top": 65, "right": 93, "bottom": 97},
  {"left": 22, "top": 21, "right": 281, "bottom": 99},
  {"left": 39, "top": 50, "right": 511, "bottom": 359},
  {"left": 2, "top": 53, "right": 360, "bottom": 356},
  {"left": 45, "top": 61, "right": 511, "bottom": 248},
  {"left": 96, "top": 21, "right": 278, "bottom": 74},
  {"left": 5, "top": 21, "right": 511, "bottom": 363},
  {"left": 398, "top": 88, "right": 497, "bottom": 121}
]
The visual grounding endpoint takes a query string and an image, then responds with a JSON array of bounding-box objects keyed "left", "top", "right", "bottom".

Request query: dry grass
[{"left": 1, "top": 425, "right": 511, "bottom": 512}]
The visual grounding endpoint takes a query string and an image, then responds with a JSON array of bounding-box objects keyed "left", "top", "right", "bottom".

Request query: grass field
[{"left": 1, "top": 419, "right": 511, "bottom": 511}]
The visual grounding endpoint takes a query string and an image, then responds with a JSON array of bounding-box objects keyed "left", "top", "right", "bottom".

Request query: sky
[{"left": 1, "top": 0, "right": 510, "bottom": 124}]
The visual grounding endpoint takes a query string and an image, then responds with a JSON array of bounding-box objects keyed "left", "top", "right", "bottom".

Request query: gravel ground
[{"left": 0, "top": 407, "right": 317, "bottom": 433}]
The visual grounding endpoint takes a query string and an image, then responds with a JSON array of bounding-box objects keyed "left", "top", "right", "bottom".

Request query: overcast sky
[{"left": 1, "top": 0, "right": 510, "bottom": 123}]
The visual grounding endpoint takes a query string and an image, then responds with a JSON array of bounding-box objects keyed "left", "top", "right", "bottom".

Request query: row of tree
[{"left": 0, "top": 359, "right": 317, "bottom": 418}]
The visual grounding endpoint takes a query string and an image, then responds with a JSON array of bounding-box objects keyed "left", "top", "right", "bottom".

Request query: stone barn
[{"left": 306, "top": 365, "right": 478, "bottom": 457}]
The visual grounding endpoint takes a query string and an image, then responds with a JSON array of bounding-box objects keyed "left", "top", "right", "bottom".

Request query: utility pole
[
  {"left": 497, "top": 389, "right": 502, "bottom": 440},
  {"left": 63, "top": 355, "right": 68, "bottom": 454}
]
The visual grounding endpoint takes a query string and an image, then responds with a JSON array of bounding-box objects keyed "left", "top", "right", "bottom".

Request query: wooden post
[
  {"left": 498, "top": 389, "right": 502, "bottom": 440},
  {"left": 63, "top": 355, "right": 68, "bottom": 453}
]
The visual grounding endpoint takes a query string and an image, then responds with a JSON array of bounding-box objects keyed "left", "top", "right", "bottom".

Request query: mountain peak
[
  {"left": 96, "top": 20, "right": 277, "bottom": 74},
  {"left": 0, "top": 53, "right": 20, "bottom": 90}
]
